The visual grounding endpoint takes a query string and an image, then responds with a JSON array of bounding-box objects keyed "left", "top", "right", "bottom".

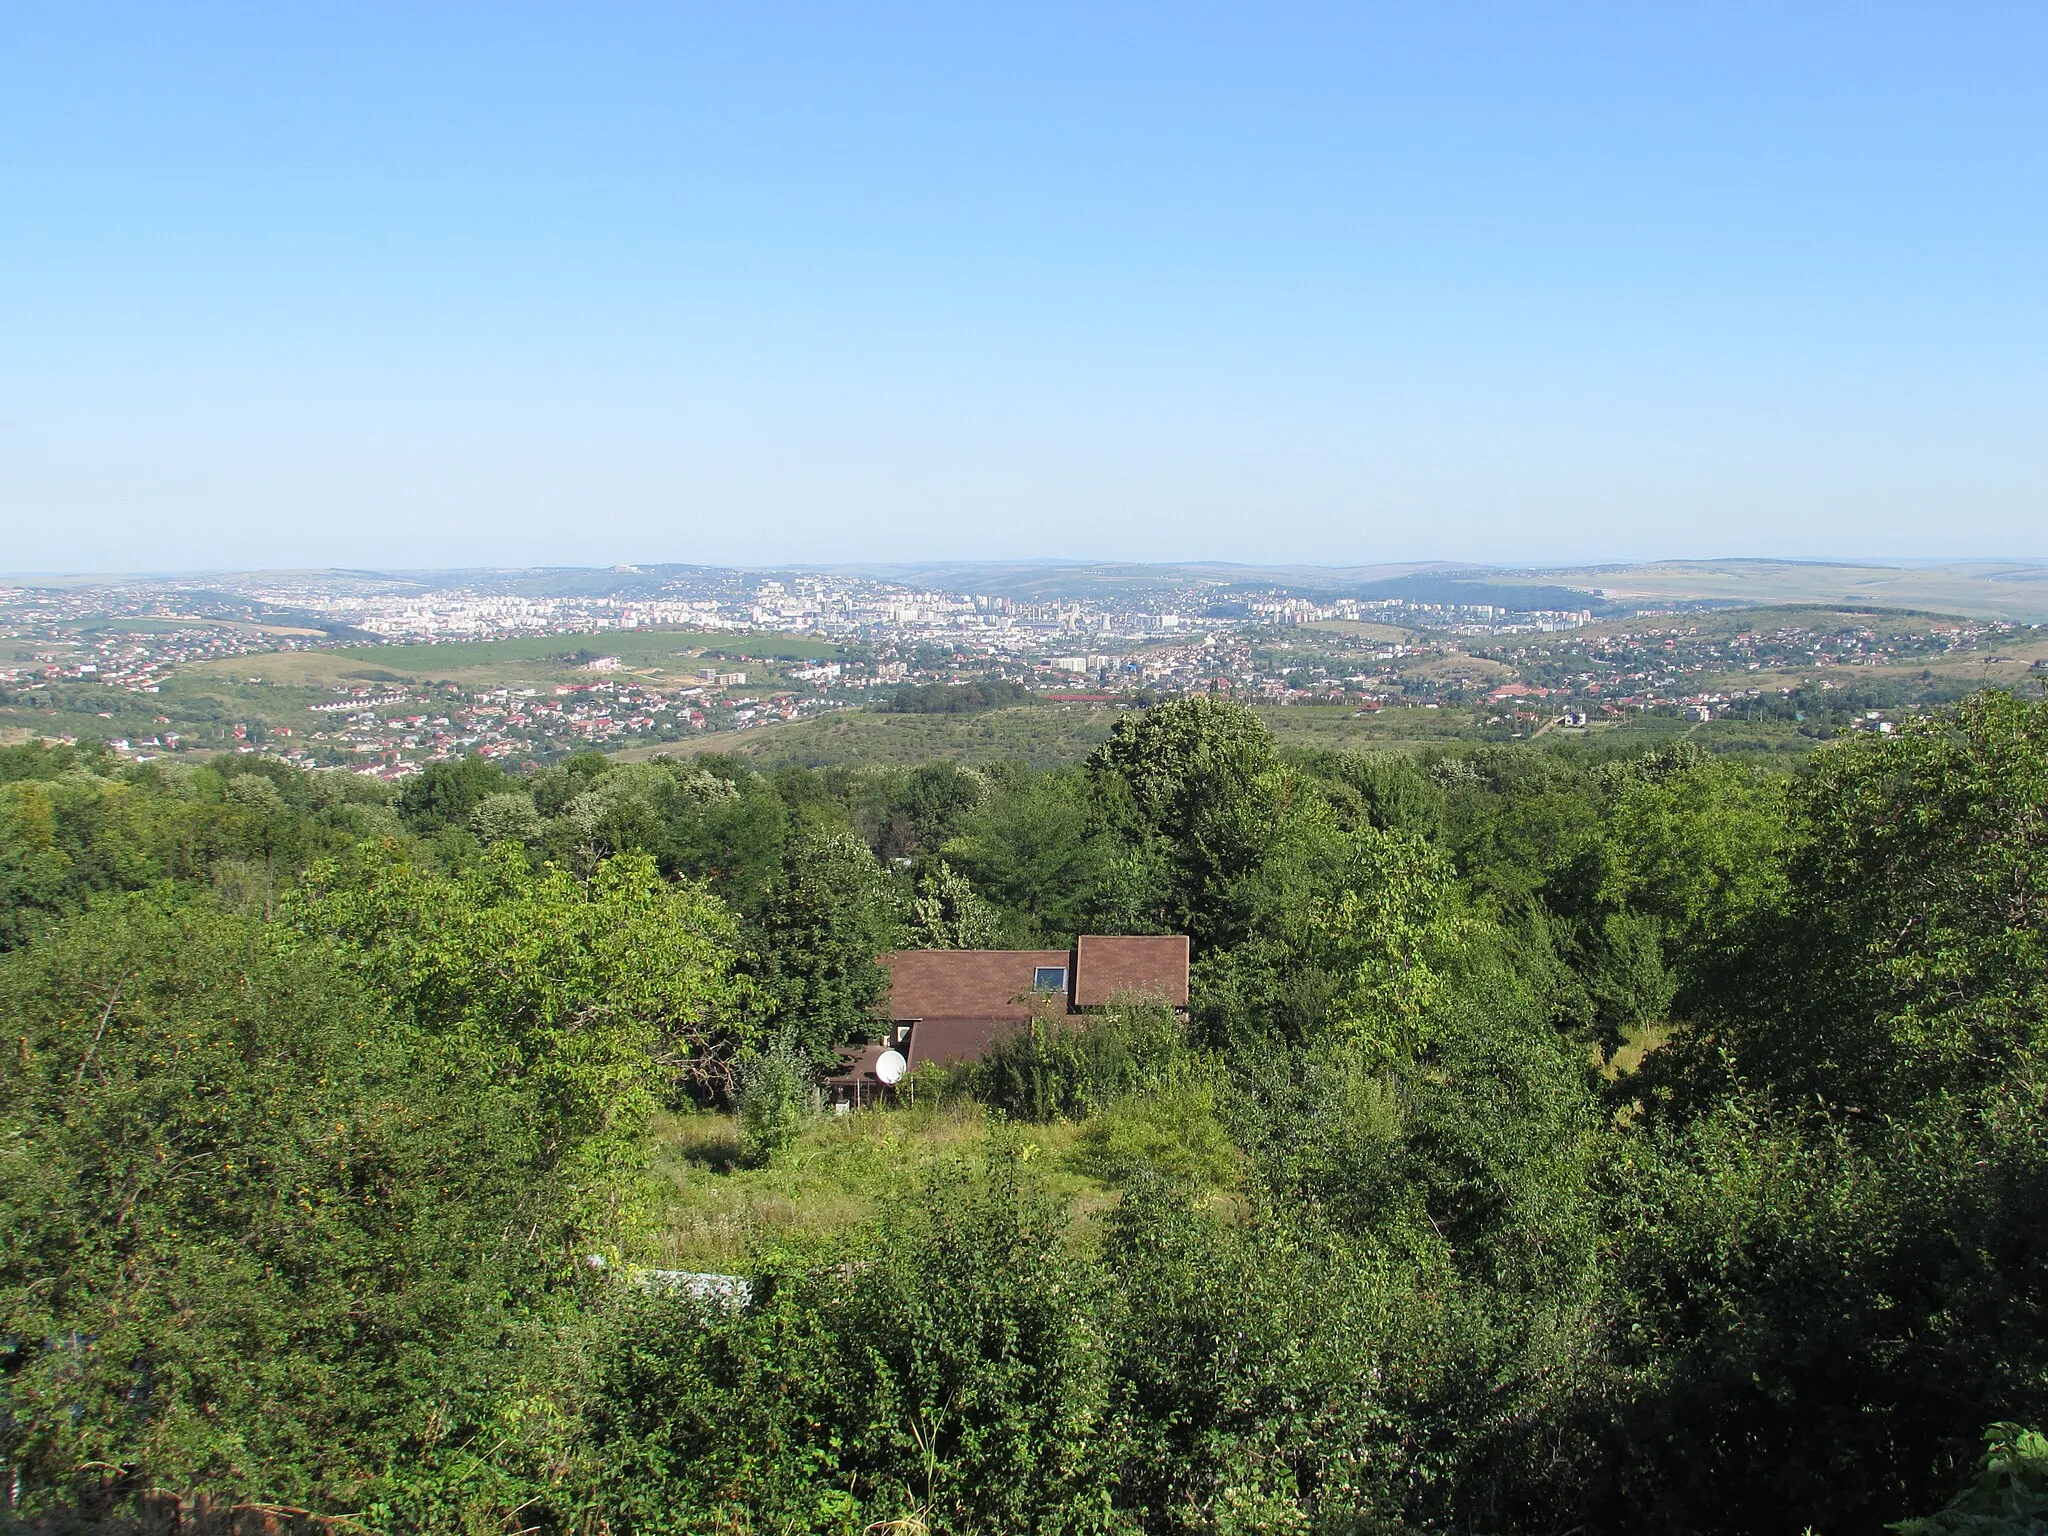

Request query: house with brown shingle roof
[{"left": 826, "top": 934, "right": 1190, "bottom": 1107}]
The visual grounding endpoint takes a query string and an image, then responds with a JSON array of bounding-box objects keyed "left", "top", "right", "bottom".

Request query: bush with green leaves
[
  {"left": 579, "top": 1148, "right": 1116, "bottom": 1534},
  {"left": 905, "top": 856, "right": 1008, "bottom": 948},
  {"left": 1896, "top": 1424, "right": 2048, "bottom": 1536},
  {"left": 973, "top": 999, "right": 1193, "bottom": 1123},
  {"left": 0, "top": 897, "right": 577, "bottom": 1524},
  {"left": 1072, "top": 1080, "right": 1239, "bottom": 1189},
  {"left": 288, "top": 840, "right": 750, "bottom": 1195},
  {"left": 734, "top": 1030, "right": 814, "bottom": 1168},
  {"left": 1592, "top": 1072, "right": 2048, "bottom": 1534}
]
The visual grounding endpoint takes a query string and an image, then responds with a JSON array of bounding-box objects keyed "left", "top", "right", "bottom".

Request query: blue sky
[{"left": 4, "top": 3, "right": 2045, "bottom": 572}]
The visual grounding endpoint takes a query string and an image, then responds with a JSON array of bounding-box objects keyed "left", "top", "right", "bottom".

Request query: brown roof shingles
[
  {"left": 882, "top": 949, "right": 1072, "bottom": 1021},
  {"left": 904, "top": 1017, "right": 1032, "bottom": 1070},
  {"left": 868, "top": 937, "right": 1193, "bottom": 1077},
  {"left": 1072, "top": 934, "right": 1190, "bottom": 1008}
]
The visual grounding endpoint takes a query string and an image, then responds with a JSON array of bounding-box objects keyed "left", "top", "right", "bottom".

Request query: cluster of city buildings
[
  {"left": 17, "top": 568, "right": 2029, "bottom": 774},
  {"left": 0, "top": 585, "right": 335, "bottom": 693},
  {"left": 1487, "top": 618, "right": 2034, "bottom": 712},
  {"left": 257, "top": 673, "right": 859, "bottom": 776},
  {"left": 1, "top": 569, "right": 1608, "bottom": 708},
  {"left": 202, "top": 570, "right": 1222, "bottom": 647},
  {"left": 1248, "top": 594, "right": 1597, "bottom": 634}
]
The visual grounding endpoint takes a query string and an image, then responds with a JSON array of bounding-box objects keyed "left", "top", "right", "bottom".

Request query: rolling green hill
[{"left": 618, "top": 701, "right": 1127, "bottom": 768}]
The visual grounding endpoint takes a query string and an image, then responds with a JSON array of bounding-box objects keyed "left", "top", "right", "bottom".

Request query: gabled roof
[
  {"left": 905, "top": 1017, "right": 1030, "bottom": 1070},
  {"left": 1073, "top": 934, "right": 1190, "bottom": 1008},
  {"left": 882, "top": 949, "right": 1071, "bottom": 1021}
]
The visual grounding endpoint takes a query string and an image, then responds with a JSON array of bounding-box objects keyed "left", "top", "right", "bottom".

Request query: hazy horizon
[{"left": 9, "top": 553, "right": 2048, "bottom": 586}]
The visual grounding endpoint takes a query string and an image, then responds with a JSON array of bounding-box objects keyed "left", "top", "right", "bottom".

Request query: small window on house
[{"left": 1033, "top": 966, "right": 1068, "bottom": 993}]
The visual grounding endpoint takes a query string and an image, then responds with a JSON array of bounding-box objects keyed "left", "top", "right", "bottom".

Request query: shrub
[
  {"left": 0, "top": 898, "right": 573, "bottom": 1524},
  {"left": 735, "top": 1030, "right": 814, "bottom": 1167},
  {"left": 1074, "top": 1080, "right": 1239, "bottom": 1189},
  {"left": 580, "top": 1146, "right": 1115, "bottom": 1534},
  {"left": 1896, "top": 1425, "right": 2048, "bottom": 1535},
  {"left": 973, "top": 999, "right": 1191, "bottom": 1122},
  {"left": 877, "top": 677, "right": 1033, "bottom": 714}
]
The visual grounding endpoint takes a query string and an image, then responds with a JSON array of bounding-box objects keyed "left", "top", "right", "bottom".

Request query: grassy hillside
[
  {"left": 619, "top": 698, "right": 1830, "bottom": 769},
  {"left": 181, "top": 628, "right": 838, "bottom": 691},
  {"left": 1579, "top": 603, "right": 2048, "bottom": 693},
  {"left": 1292, "top": 619, "right": 1422, "bottom": 643},
  {"left": 805, "top": 556, "right": 2048, "bottom": 620},
  {"left": 0, "top": 628, "right": 843, "bottom": 763},
  {"left": 1530, "top": 559, "right": 2048, "bottom": 622},
  {"left": 624, "top": 701, "right": 1131, "bottom": 768}
]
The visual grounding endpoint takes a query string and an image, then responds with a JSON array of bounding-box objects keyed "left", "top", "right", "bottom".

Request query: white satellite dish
[{"left": 874, "top": 1049, "right": 908, "bottom": 1086}]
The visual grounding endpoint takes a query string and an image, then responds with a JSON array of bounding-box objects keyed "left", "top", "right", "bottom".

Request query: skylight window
[{"left": 1032, "top": 966, "right": 1068, "bottom": 993}]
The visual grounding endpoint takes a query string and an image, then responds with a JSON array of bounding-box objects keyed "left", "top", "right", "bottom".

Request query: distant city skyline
[
  {"left": 6, "top": 559, "right": 2041, "bottom": 777},
  {"left": 6, "top": 5, "right": 2047, "bottom": 571}
]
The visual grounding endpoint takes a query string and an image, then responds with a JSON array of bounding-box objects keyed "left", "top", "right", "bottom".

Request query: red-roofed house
[{"left": 826, "top": 935, "right": 1190, "bottom": 1107}]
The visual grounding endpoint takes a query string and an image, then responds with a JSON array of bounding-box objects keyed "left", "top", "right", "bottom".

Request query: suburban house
[{"left": 826, "top": 934, "right": 1190, "bottom": 1108}]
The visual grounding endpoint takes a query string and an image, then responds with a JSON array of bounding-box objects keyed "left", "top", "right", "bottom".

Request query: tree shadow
[{"left": 673, "top": 1128, "right": 745, "bottom": 1173}]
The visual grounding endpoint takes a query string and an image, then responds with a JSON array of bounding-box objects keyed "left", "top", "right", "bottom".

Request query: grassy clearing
[
  {"left": 1259, "top": 704, "right": 1508, "bottom": 753},
  {"left": 1601, "top": 1019, "right": 1673, "bottom": 1079},
  {"left": 641, "top": 1100, "right": 1118, "bottom": 1272},
  {"left": 1298, "top": 620, "right": 1419, "bottom": 643}
]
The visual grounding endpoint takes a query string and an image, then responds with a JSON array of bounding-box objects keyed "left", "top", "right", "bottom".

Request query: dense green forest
[
  {"left": 875, "top": 677, "right": 1036, "bottom": 713},
  {"left": 5, "top": 692, "right": 2048, "bottom": 1533}
]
